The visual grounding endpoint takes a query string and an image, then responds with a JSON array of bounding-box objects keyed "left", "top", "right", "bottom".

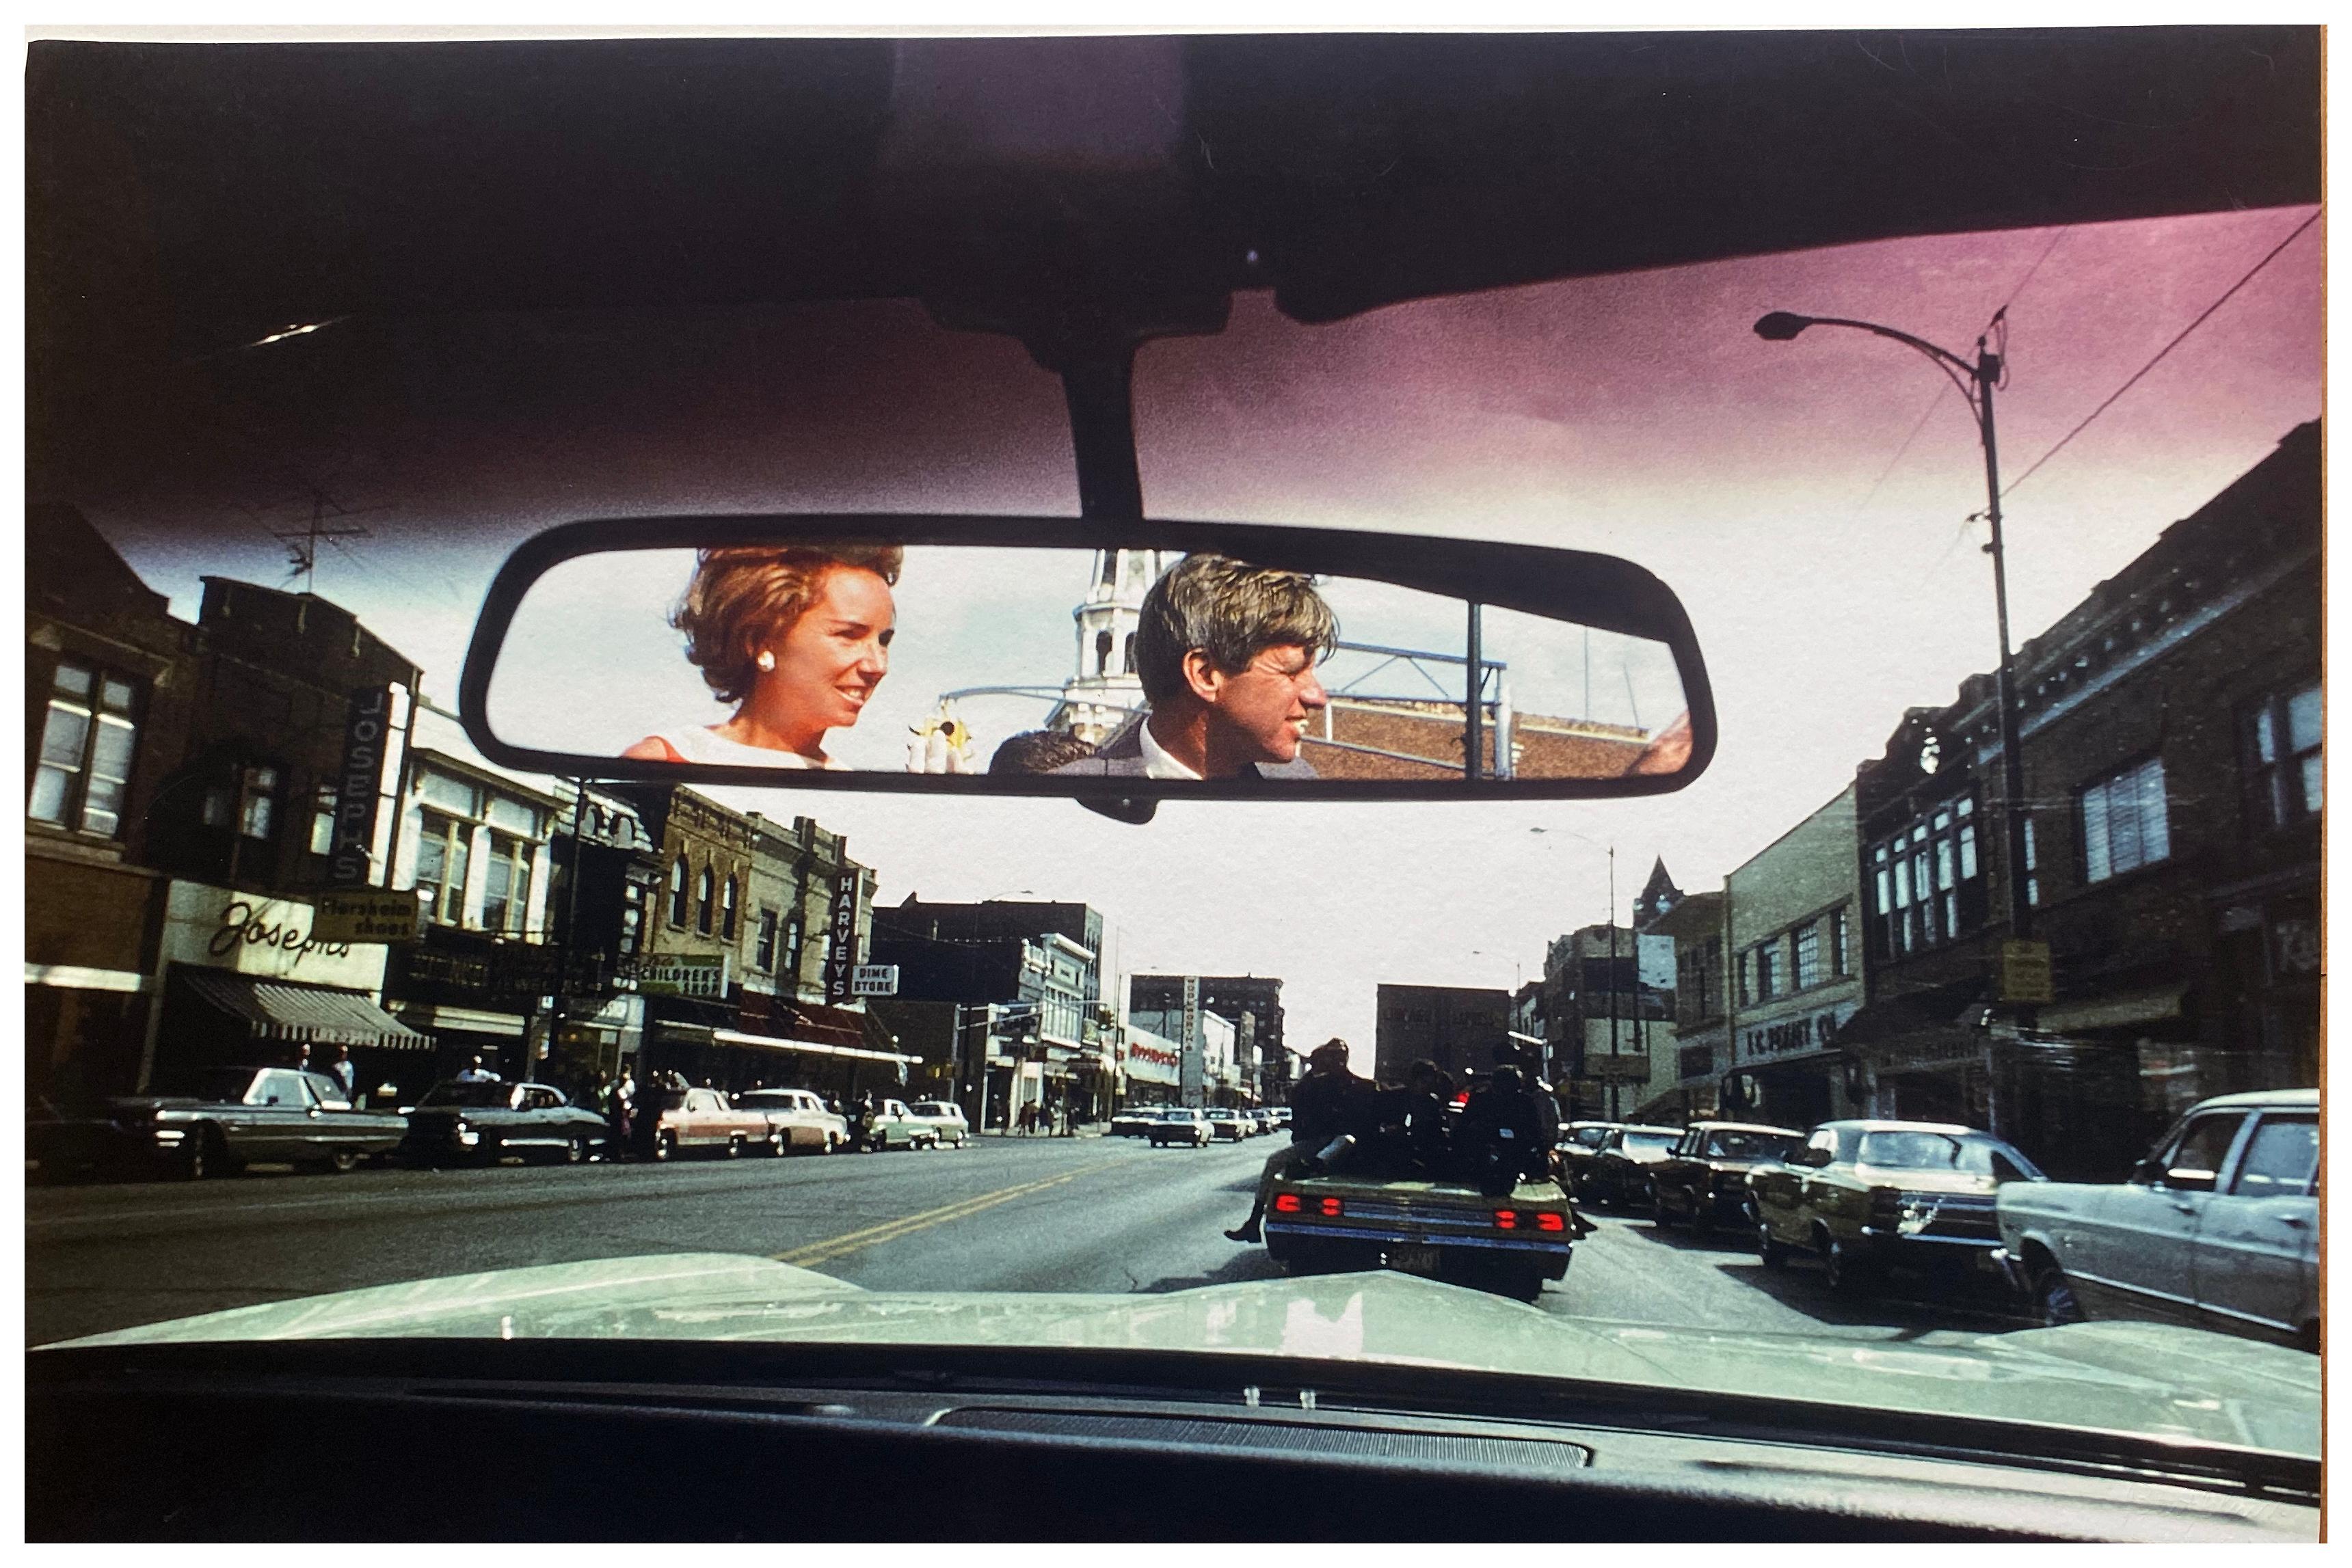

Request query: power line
[
  {"left": 1992, "top": 226, "right": 2070, "bottom": 324},
  {"left": 2003, "top": 210, "right": 2318, "bottom": 498}
]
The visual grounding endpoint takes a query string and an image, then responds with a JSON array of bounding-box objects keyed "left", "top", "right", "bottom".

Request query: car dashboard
[{"left": 27, "top": 1338, "right": 2316, "bottom": 1540}]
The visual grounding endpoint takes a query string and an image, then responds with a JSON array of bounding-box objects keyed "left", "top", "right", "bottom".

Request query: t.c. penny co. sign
[{"left": 160, "top": 881, "right": 390, "bottom": 992}]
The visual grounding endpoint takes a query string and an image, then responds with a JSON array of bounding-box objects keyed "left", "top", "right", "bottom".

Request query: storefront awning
[
  {"left": 1831, "top": 980, "right": 1986, "bottom": 1051},
  {"left": 180, "top": 968, "right": 433, "bottom": 1051},
  {"left": 658, "top": 1022, "right": 921, "bottom": 1067}
]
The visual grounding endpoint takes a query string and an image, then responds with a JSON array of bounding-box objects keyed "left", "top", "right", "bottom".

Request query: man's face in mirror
[{"left": 1184, "top": 642, "right": 1329, "bottom": 767}]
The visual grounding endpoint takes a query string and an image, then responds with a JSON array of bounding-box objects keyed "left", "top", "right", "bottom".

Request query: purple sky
[{"left": 75, "top": 205, "right": 2322, "bottom": 1050}]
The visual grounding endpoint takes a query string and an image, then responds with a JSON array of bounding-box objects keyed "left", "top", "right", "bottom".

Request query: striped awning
[{"left": 178, "top": 968, "right": 434, "bottom": 1051}]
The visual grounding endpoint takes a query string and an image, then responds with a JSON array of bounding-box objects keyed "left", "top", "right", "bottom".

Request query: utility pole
[
  {"left": 1607, "top": 846, "right": 1619, "bottom": 1122},
  {"left": 539, "top": 777, "right": 587, "bottom": 1085}
]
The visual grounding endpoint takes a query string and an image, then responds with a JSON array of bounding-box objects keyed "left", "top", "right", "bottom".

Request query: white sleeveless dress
[{"left": 644, "top": 726, "right": 849, "bottom": 770}]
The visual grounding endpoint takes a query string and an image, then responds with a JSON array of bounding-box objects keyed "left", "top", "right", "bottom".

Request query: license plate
[{"left": 1387, "top": 1245, "right": 1441, "bottom": 1275}]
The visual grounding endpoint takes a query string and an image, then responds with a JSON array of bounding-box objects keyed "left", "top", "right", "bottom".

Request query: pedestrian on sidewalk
[{"left": 327, "top": 1045, "right": 360, "bottom": 1107}]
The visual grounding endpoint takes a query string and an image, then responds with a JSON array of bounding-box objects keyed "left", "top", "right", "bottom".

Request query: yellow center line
[{"left": 771, "top": 1155, "right": 1135, "bottom": 1267}]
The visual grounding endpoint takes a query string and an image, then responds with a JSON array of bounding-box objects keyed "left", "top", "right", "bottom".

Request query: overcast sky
[{"left": 78, "top": 205, "right": 2323, "bottom": 1052}]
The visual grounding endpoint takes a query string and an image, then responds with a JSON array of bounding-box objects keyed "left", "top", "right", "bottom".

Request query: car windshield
[
  {"left": 420, "top": 1082, "right": 515, "bottom": 1109},
  {"left": 25, "top": 27, "right": 2320, "bottom": 1483}
]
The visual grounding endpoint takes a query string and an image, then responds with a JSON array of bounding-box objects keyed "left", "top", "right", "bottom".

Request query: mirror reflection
[{"left": 486, "top": 545, "right": 1692, "bottom": 782}]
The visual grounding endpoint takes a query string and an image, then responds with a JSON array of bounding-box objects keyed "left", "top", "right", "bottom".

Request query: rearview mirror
[{"left": 457, "top": 515, "right": 1715, "bottom": 803}]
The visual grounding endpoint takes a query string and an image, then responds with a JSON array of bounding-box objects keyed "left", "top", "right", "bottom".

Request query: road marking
[{"left": 770, "top": 1157, "right": 1132, "bottom": 1267}]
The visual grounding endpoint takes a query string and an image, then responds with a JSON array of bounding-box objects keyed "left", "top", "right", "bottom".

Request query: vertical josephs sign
[
  {"left": 330, "top": 687, "right": 393, "bottom": 887},
  {"left": 824, "top": 867, "right": 862, "bottom": 1005}
]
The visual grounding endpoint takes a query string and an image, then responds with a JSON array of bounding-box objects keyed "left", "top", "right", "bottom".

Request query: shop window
[
  {"left": 414, "top": 812, "right": 470, "bottom": 925},
  {"left": 2081, "top": 757, "right": 2169, "bottom": 884},
  {"left": 697, "top": 865, "right": 715, "bottom": 935},
  {"left": 2243, "top": 680, "right": 2321, "bottom": 832},
  {"left": 1791, "top": 921, "right": 1821, "bottom": 990},
  {"left": 669, "top": 856, "right": 689, "bottom": 926},
  {"left": 29, "top": 660, "right": 139, "bottom": 837},
  {"left": 755, "top": 908, "right": 779, "bottom": 971},
  {"left": 721, "top": 875, "right": 739, "bottom": 941}
]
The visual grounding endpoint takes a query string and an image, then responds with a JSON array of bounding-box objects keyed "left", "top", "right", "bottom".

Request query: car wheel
[
  {"left": 872, "top": 1131, "right": 889, "bottom": 1152},
  {"left": 327, "top": 1148, "right": 362, "bottom": 1174},
  {"left": 1689, "top": 1202, "right": 1716, "bottom": 1241},
  {"left": 2031, "top": 1260, "right": 2085, "bottom": 1327},
  {"left": 181, "top": 1126, "right": 230, "bottom": 1181},
  {"left": 652, "top": 1131, "right": 677, "bottom": 1163},
  {"left": 1823, "top": 1234, "right": 1876, "bottom": 1296},
  {"left": 564, "top": 1134, "right": 589, "bottom": 1165},
  {"left": 1756, "top": 1221, "right": 1790, "bottom": 1271},
  {"left": 725, "top": 1134, "right": 745, "bottom": 1159},
  {"left": 820, "top": 1133, "right": 838, "bottom": 1155}
]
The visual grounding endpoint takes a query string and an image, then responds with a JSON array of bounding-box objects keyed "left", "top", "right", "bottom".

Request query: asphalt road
[{"left": 24, "top": 1136, "right": 2031, "bottom": 1347}]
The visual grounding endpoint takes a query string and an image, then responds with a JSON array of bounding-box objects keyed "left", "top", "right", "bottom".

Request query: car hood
[{"left": 41, "top": 1253, "right": 2317, "bottom": 1460}]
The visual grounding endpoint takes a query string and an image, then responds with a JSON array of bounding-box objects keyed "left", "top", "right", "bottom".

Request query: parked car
[
  {"left": 734, "top": 1089, "right": 849, "bottom": 1154},
  {"left": 1648, "top": 1121, "right": 1804, "bottom": 1234},
  {"left": 29, "top": 1066, "right": 408, "bottom": 1180},
  {"left": 905, "top": 1100, "right": 972, "bottom": 1148},
  {"left": 1578, "top": 1124, "right": 1683, "bottom": 1208},
  {"left": 1107, "top": 1108, "right": 1161, "bottom": 1137},
  {"left": 401, "top": 1079, "right": 609, "bottom": 1166},
  {"left": 645, "top": 1085, "right": 778, "bottom": 1161},
  {"left": 1205, "top": 1109, "right": 1249, "bottom": 1142},
  {"left": 859, "top": 1098, "right": 939, "bottom": 1152},
  {"left": 1994, "top": 1089, "right": 2318, "bottom": 1350},
  {"left": 1268, "top": 1107, "right": 1292, "bottom": 1132},
  {"left": 1751, "top": 1120, "right": 2046, "bottom": 1295},
  {"left": 1555, "top": 1121, "right": 1620, "bottom": 1190},
  {"left": 1147, "top": 1109, "right": 1213, "bottom": 1148}
]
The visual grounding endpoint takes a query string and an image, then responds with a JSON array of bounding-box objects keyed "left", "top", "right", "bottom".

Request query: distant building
[
  {"left": 1540, "top": 924, "right": 1671, "bottom": 1119},
  {"left": 1632, "top": 889, "right": 1726, "bottom": 1124},
  {"left": 1129, "top": 973, "right": 1287, "bottom": 1105},
  {"left": 1720, "top": 785, "right": 1865, "bottom": 1131},
  {"left": 1374, "top": 982, "right": 1512, "bottom": 1085}
]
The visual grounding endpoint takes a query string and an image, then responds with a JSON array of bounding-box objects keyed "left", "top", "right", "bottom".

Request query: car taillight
[
  {"left": 1318, "top": 1195, "right": 1343, "bottom": 1217},
  {"left": 1535, "top": 1212, "right": 1566, "bottom": 1232},
  {"left": 1493, "top": 1208, "right": 1519, "bottom": 1229},
  {"left": 1273, "top": 1193, "right": 1302, "bottom": 1214},
  {"left": 1867, "top": 1185, "right": 1901, "bottom": 1229}
]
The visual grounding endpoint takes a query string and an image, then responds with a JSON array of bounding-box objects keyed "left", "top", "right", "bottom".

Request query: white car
[
  {"left": 1996, "top": 1089, "right": 2318, "bottom": 1350},
  {"left": 859, "top": 1098, "right": 939, "bottom": 1152},
  {"left": 733, "top": 1090, "right": 849, "bottom": 1154},
  {"left": 1147, "top": 1109, "right": 1213, "bottom": 1148},
  {"left": 905, "top": 1100, "right": 971, "bottom": 1148}
]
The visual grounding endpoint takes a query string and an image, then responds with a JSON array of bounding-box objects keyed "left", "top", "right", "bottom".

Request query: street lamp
[{"left": 1753, "top": 310, "right": 2033, "bottom": 949}]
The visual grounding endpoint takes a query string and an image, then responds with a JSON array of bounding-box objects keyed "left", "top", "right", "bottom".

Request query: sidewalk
[{"left": 977, "top": 1120, "right": 1110, "bottom": 1139}]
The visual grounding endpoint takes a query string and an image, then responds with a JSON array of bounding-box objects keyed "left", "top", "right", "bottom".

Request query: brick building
[{"left": 1842, "top": 422, "right": 2319, "bottom": 1178}]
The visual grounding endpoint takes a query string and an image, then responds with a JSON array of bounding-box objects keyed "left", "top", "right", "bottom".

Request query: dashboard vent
[{"left": 937, "top": 1408, "right": 1588, "bottom": 1468}]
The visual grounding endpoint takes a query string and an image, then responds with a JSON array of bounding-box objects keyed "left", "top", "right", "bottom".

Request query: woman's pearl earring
[{"left": 756, "top": 649, "right": 777, "bottom": 673}]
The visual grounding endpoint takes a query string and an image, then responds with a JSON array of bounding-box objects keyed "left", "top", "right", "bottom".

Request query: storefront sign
[
  {"left": 1999, "top": 940, "right": 2054, "bottom": 1003},
  {"left": 1735, "top": 1000, "right": 1856, "bottom": 1067},
  {"left": 824, "top": 868, "right": 861, "bottom": 1005},
  {"left": 851, "top": 963, "right": 899, "bottom": 997},
  {"left": 637, "top": 953, "right": 730, "bottom": 998},
  {"left": 161, "top": 881, "right": 389, "bottom": 991},
  {"left": 1179, "top": 976, "right": 1204, "bottom": 1103},
  {"left": 329, "top": 686, "right": 395, "bottom": 888},
  {"left": 311, "top": 888, "right": 427, "bottom": 945},
  {"left": 1124, "top": 1029, "right": 1183, "bottom": 1086}
]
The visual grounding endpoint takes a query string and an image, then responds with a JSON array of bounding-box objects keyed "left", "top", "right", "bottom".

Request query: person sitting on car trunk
[{"left": 1225, "top": 1038, "right": 1372, "bottom": 1243}]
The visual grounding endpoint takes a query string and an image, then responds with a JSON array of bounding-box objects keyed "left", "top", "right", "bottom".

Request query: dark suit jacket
[{"left": 1049, "top": 713, "right": 1318, "bottom": 780}]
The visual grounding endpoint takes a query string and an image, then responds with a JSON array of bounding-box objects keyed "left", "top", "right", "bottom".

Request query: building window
[
  {"left": 1792, "top": 921, "right": 1821, "bottom": 990},
  {"left": 1095, "top": 628, "right": 1113, "bottom": 675},
  {"left": 484, "top": 796, "right": 539, "bottom": 837},
  {"left": 419, "top": 771, "right": 479, "bottom": 817},
  {"left": 2244, "top": 680, "right": 2321, "bottom": 831},
  {"left": 29, "top": 660, "right": 139, "bottom": 836},
  {"left": 669, "top": 857, "right": 689, "bottom": 926},
  {"left": 755, "top": 908, "right": 779, "bottom": 971},
  {"left": 1830, "top": 906, "right": 1849, "bottom": 975},
  {"left": 2022, "top": 817, "right": 2039, "bottom": 906},
  {"left": 1737, "top": 948, "right": 1753, "bottom": 1007},
  {"left": 481, "top": 836, "right": 532, "bottom": 934},
  {"left": 1754, "top": 941, "right": 1777, "bottom": 1001},
  {"left": 308, "top": 789, "right": 338, "bottom": 856},
  {"left": 1871, "top": 794, "right": 1979, "bottom": 956},
  {"left": 784, "top": 919, "right": 805, "bottom": 984},
  {"left": 721, "top": 875, "right": 739, "bottom": 941},
  {"left": 2081, "top": 757, "right": 2170, "bottom": 884},
  {"left": 697, "top": 865, "right": 715, "bottom": 934},
  {"left": 414, "top": 812, "right": 470, "bottom": 925}
]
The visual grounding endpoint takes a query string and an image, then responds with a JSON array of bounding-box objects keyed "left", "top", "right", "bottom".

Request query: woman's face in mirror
[{"left": 760, "top": 565, "right": 896, "bottom": 734}]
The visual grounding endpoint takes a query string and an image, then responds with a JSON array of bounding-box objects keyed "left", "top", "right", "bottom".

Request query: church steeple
[
  {"left": 1633, "top": 856, "right": 1682, "bottom": 929},
  {"left": 1052, "top": 550, "right": 1178, "bottom": 744}
]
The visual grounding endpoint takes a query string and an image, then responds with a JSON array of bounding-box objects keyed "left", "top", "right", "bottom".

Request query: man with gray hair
[{"left": 1054, "top": 554, "right": 1336, "bottom": 780}]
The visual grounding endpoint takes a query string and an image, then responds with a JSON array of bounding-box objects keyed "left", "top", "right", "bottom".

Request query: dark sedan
[
  {"left": 400, "top": 1079, "right": 609, "bottom": 1166},
  {"left": 1649, "top": 1121, "right": 1804, "bottom": 1235},
  {"left": 30, "top": 1066, "right": 408, "bottom": 1180},
  {"left": 1577, "top": 1124, "right": 1684, "bottom": 1209}
]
